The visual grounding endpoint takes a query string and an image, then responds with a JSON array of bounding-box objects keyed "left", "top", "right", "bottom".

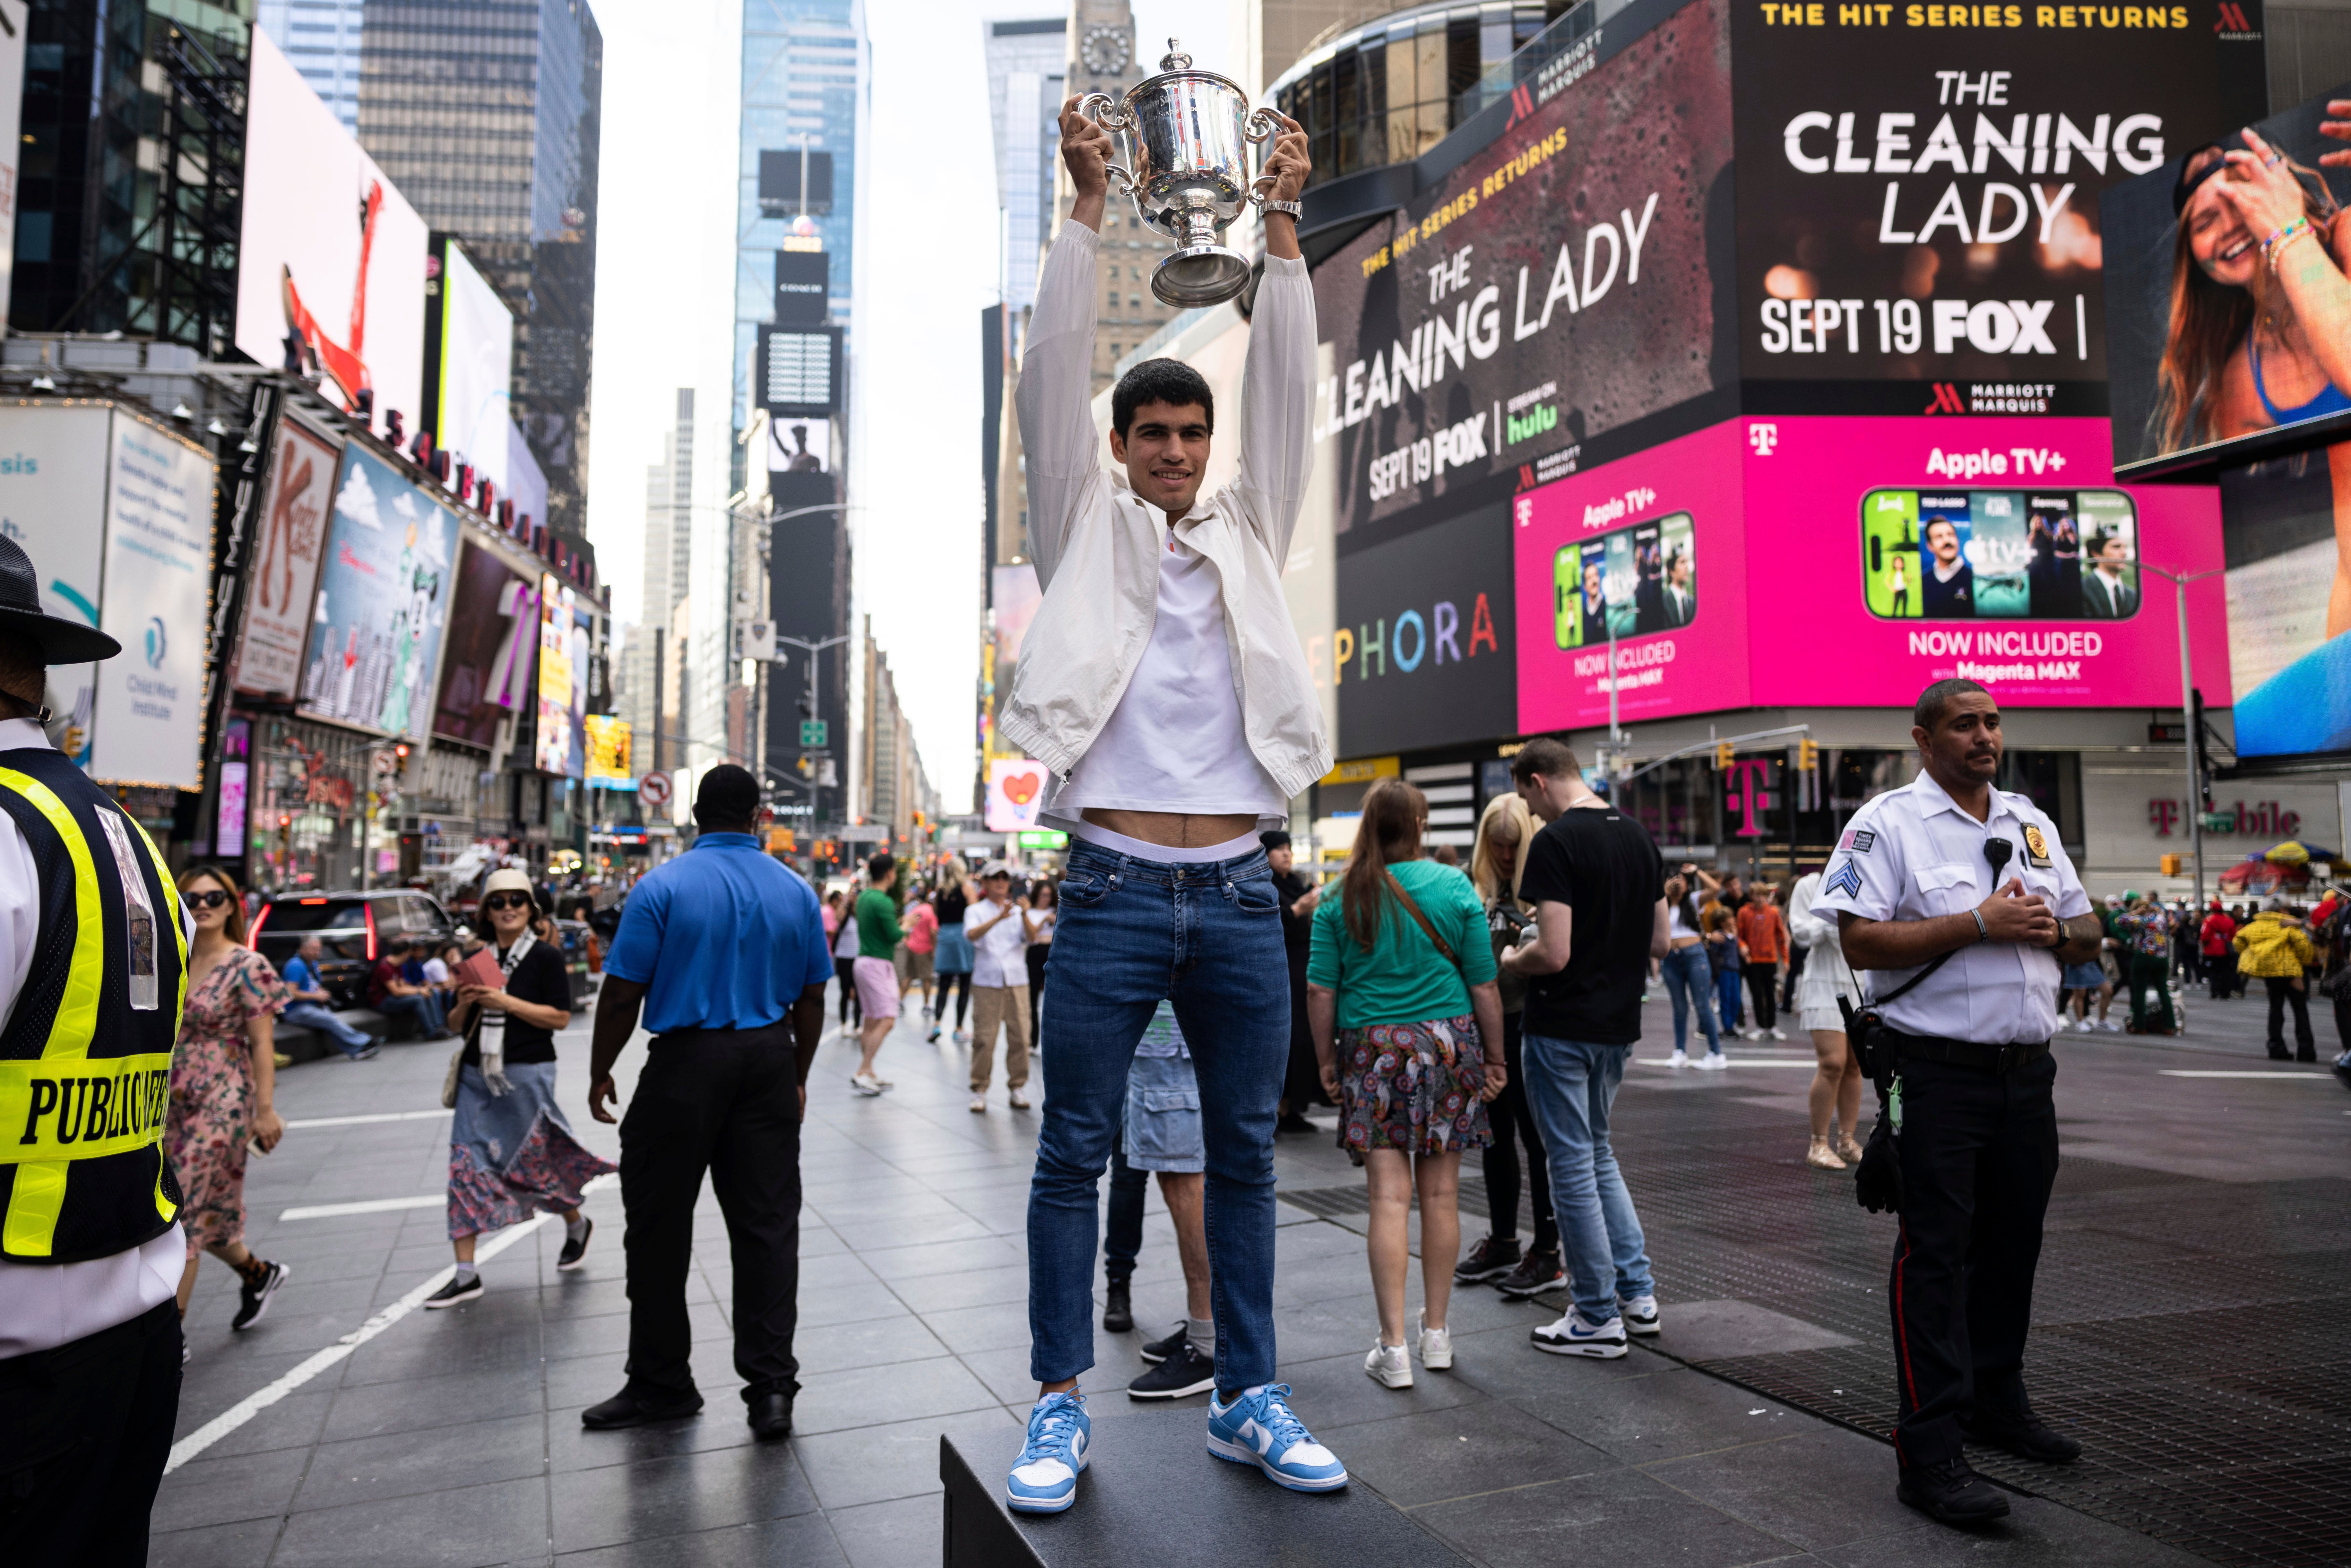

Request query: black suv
[{"left": 252, "top": 889, "right": 459, "bottom": 1009}]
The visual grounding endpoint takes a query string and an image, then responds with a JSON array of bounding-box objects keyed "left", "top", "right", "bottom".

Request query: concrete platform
[{"left": 940, "top": 1413, "right": 1470, "bottom": 1568}]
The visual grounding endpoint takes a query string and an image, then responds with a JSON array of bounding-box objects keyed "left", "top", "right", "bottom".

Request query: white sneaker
[
  {"left": 1416, "top": 1310, "right": 1453, "bottom": 1370},
  {"left": 1363, "top": 1340, "right": 1413, "bottom": 1388},
  {"left": 1768, "top": 1027, "right": 1786, "bottom": 1041},
  {"left": 955, "top": 1029, "right": 971, "bottom": 1045},
  {"left": 1530, "top": 1307, "right": 1628, "bottom": 1358},
  {"left": 1008, "top": 1090, "right": 1032, "bottom": 1110},
  {"left": 969, "top": 1095, "right": 987, "bottom": 1113},
  {"left": 1695, "top": 1052, "right": 1729, "bottom": 1071},
  {"left": 2098, "top": 1019, "right": 2122, "bottom": 1033},
  {"left": 1668, "top": 1049, "right": 1690, "bottom": 1068},
  {"left": 1619, "top": 1295, "right": 1661, "bottom": 1337},
  {"left": 851, "top": 1073, "right": 883, "bottom": 1096}
]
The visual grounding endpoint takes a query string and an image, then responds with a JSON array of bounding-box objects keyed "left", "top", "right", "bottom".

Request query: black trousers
[
  {"left": 0, "top": 1299, "right": 181, "bottom": 1567},
  {"left": 938, "top": 969, "right": 972, "bottom": 1029},
  {"left": 620, "top": 1026, "right": 803, "bottom": 1405},
  {"left": 1281, "top": 947, "right": 1325, "bottom": 1110},
  {"left": 2265, "top": 976, "right": 2315, "bottom": 1054},
  {"left": 1480, "top": 1012, "right": 1557, "bottom": 1251},
  {"left": 1026, "top": 944, "right": 1051, "bottom": 1045},
  {"left": 1744, "top": 961, "right": 1779, "bottom": 1031},
  {"left": 1103, "top": 1124, "right": 1149, "bottom": 1287},
  {"left": 834, "top": 957, "right": 860, "bottom": 1025},
  {"left": 2208, "top": 952, "right": 2238, "bottom": 1001},
  {"left": 1889, "top": 1050, "right": 2059, "bottom": 1470}
]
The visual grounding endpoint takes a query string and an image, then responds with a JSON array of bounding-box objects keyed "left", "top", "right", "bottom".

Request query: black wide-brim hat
[{"left": 0, "top": 531, "right": 120, "bottom": 663}]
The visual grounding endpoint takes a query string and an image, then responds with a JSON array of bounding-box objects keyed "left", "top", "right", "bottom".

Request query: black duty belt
[{"left": 1881, "top": 1029, "right": 2051, "bottom": 1075}]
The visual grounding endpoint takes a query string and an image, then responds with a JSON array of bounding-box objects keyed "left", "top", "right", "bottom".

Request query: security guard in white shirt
[{"left": 1811, "top": 679, "right": 2103, "bottom": 1526}]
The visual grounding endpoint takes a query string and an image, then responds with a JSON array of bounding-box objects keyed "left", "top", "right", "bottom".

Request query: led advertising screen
[
  {"left": 758, "top": 325, "right": 843, "bottom": 416},
  {"left": 1310, "top": 0, "right": 1733, "bottom": 538},
  {"left": 230, "top": 418, "right": 341, "bottom": 701},
  {"left": 1733, "top": 0, "right": 2256, "bottom": 418},
  {"left": 767, "top": 416, "right": 830, "bottom": 476},
  {"left": 428, "top": 237, "right": 517, "bottom": 494},
  {"left": 91, "top": 415, "right": 216, "bottom": 789},
  {"left": 2105, "top": 86, "right": 2351, "bottom": 478},
  {"left": 1332, "top": 499, "right": 1517, "bottom": 757},
  {"left": 1513, "top": 415, "right": 2226, "bottom": 733},
  {"left": 431, "top": 540, "right": 536, "bottom": 747},
  {"left": 584, "top": 713, "right": 632, "bottom": 783},
  {"left": 237, "top": 31, "right": 428, "bottom": 445},
  {"left": 2216, "top": 452, "right": 2351, "bottom": 760},
  {"left": 298, "top": 445, "right": 459, "bottom": 740},
  {"left": 0, "top": 404, "right": 117, "bottom": 767},
  {"left": 535, "top": 573, "right": 583, "bottom": 778}
]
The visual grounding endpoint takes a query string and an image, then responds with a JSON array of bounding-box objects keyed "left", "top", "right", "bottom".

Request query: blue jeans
[
  {"left": 1714, "top": 964, "right": 1743, "bottom": 1034},
  {"left": 1027, "top": 841, "right": 1287, "bottom": 1391},
  {"left": 1659, "top": 946, "right": 1719, "bottom": 1056},
  {"left": 379, "top": 991, "right": 446, "bottom": 1037},
  {"left": 283, "top": 1001, "right": 372, "bottom": 1057},
  {"left": 1521, "top": 1032, "right": 1655, "bottom": 1323}
]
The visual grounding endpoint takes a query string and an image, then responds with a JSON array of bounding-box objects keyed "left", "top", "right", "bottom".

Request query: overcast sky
[{"left": 585, "top": 0, "right": 1227, "bottom": 803}]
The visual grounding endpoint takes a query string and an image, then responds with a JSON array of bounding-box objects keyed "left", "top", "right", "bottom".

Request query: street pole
[{"left": 2143, "top": 561, "right": 2222, "bottom": 913}]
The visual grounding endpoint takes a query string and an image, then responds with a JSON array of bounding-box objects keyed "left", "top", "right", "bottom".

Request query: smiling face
[
  {"left": 2183, "top": 151, "right": 2258, "bottom": 290},
  {"left": 186, "top": 873, "right": 233, "bottom": 936},
  {"left": 1925, "top": 518, "right": 1961, "bottom": 566},
  {"left": 1109, "top": 400, "right": 1212, "bottom": 517}
]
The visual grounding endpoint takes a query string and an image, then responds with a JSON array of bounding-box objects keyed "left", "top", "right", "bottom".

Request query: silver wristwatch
[{"left": 1260, "top": 200, "right": 1303, "bottom": 219}]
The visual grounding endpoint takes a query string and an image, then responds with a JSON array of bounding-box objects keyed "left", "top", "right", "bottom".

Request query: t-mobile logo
[{"left": 1748, "top": 423, "right": 1779, "bottom": 456}]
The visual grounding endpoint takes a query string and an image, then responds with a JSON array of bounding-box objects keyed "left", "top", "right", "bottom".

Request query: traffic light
[
  {"left": 393, "top": 742, "right": 410, "bottom": 760},
  {"left": 1796, "top": 738, "right": 1817, "bottom": 772},
  {"left": 1714, "top": 741, "right": 1736, "bottom": 770},
  {"left": 2160, "top": 853, "right": 2183, "bottom": 876}
]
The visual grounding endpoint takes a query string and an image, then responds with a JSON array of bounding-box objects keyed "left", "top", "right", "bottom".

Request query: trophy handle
[
  {"left": 1245, "top": 108, "right": 1282, "bottom": 207},
  {"left": 1077, "top": 91, "right": 1139, "bottom": 195}
]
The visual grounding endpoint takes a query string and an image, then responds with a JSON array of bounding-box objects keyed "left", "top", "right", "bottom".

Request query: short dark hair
[
  {"left": 694, "top": 764, "right": 760, "bottom": 831},
  {"left": 1510, "top": 736, "right": 1581, "bottom": 786},
  {"left": 868, "top": 851, "right": 896, "bottom": 881},
  {"left": 1914, "top": 677, "right": 1990, "bottom": 731},
  {"left": 2088, "top": 529, "right": 2125, "bottom": 556},
  {"left": 1111, "top": 358, "right": 1214, "bottom": 439}
]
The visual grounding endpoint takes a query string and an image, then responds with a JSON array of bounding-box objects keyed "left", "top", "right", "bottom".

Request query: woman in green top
[{"left": 1308, "top": 778, "right": 1505, "bottom": 1391}]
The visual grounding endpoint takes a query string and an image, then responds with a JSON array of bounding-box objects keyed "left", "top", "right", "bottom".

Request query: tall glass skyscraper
[{"left": 283, "top": 0, "right": 606, "bottom": 548}]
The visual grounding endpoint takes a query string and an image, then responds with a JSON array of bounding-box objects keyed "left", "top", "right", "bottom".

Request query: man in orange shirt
[{"left": 1735, "top": 885, "right": 1789, "bottom": 1040}]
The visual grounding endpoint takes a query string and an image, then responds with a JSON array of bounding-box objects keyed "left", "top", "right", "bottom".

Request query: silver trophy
[{"left": 1080, "top": 40, "right": 1282, "bottom": 309}]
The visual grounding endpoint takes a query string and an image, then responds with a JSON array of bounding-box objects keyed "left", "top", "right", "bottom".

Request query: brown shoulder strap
[{"left": 1382, "top": 867, "right": 1459, "bottom": 969}]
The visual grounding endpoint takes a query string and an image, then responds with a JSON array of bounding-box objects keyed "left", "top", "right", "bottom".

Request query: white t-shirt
[
  {"left": 1047, "top": 533, "right": 1284, "bottom": 825},
  {"left": 965, "top": 897, "right": 1032, "bottom": 988},
  {"left": 423, "top": 957, "right": 450, "bottom": 986}
]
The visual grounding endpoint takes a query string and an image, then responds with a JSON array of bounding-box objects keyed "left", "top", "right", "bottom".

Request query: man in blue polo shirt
[{"left": 581, "top": 764, "right": 834, "bottom": 1440}]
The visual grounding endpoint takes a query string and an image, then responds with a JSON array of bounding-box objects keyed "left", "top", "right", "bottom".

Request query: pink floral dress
[{"left": 164, "top": 945, "right": 287, "bottom": 1256}]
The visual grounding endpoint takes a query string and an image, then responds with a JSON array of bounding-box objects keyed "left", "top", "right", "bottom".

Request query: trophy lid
[
  {"left": 1159, "top": 39, "right": 1191, "bottom": 71},
  {"left": 1128, "top": 36, "right": 1250, "bottom": 105}
]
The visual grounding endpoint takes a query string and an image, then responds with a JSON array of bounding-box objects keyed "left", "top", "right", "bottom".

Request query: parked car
[
  {"left": 251, "top": 889, "right": 459, "bottom": 1009},
  {"left": 551, "top": 918, "right": 601, "bottom": 1010}
]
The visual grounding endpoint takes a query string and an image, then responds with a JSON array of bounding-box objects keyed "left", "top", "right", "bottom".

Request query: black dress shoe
[
  {"left": 1897, "top": 1457, "right": 2013, "bottom": 1524},
  {"left": 1962, "top": 1408, "right": 2082, "bottom": 1463},
  {"left": 747, "top": 1391, "right": 793, "bottom": 1440},
  {"left": 1103, "top": 1280, "right": 1133, "bottom": 1333},
  {"left": 580, "top": 1387, "right": 704, "bottom": 1429}
]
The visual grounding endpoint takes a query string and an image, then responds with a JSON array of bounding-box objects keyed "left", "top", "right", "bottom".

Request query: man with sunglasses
[{"left": 1811, "top": 679, "right": 2104, "bottom": 1527}]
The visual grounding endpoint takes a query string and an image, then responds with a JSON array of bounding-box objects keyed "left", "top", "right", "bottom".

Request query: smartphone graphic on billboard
[
  {"left": 1554, "top": 512, "right": 1695, "bottom": 649},
  {"left": 1862, "top": 489, "right": 2137, "bottom": 621}
]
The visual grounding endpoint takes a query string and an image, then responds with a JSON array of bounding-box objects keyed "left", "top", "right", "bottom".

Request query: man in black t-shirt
[{"left": 1499, "top": 737, "right": 1669, "bottom": 1362}]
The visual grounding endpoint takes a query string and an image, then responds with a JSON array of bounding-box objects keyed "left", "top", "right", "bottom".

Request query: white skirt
[{"left": 1798, "top": 1000, "right": 1847, "bottom": 1035}]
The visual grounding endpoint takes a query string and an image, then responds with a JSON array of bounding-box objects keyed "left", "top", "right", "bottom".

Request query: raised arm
[
  {"left": 1015, "top": 100, "right": 1113, "bottom": 586},
  {"left": 1234, "top": 113, "right": 1316, "bottom": 565}
]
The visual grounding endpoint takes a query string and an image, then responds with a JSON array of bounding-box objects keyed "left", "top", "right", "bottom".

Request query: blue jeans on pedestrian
[
  {"left": 1714, "top": 964, "right": 1743, "bottom": 1035},
  {"left": 379, "top": 991, "right": 446, "bottom": 1038},
  {"left": 283, "top": 1001, "right": 373, "bottom": 1057},
  {"left": 1521, "top": 1032, "right": 1655, "bottom": 1324},
  {"left": 1027, "top": 841, "right": 1287, "bottom": 1392},
  {"left": 1659, "top": 946, "right": 1719, "bottom": 1056}
]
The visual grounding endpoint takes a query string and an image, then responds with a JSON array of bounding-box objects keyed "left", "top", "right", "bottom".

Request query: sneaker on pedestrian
[
  {"left": 2097, "top": 1018, "right": 2121, "bottom": 1033},
  {"left": 1695, "top": 1052, "right": 1729, "bottom": 1071},
  {"left": 1207, "top": 1385, "right": 1348, "bottom": 1491},
  {"left": 1134, "top": 1322, "right": 1189, "bottom": 1365},
  {"left": 1005, "top": 1390, "right": 1091, "bottom": 1514},
  {"left": 970, "top": 1094, "right": 987, "bottom": 1113},
  {"left": 1668, "top": 1048, "right": 1690, "bottom": 1067},
  {"left": 1363, "top": 1339, "right": 1413, "bottom": 1387},
  {"left": 350, "top": 1043, "right": 381, "bottom": 1062},
  {"left": 230, "top": 1259, "right": 290, "bottom": 1331},
  {"left": 851, "top": 1072, "right": 883, "bottom": 1096},
  {"left": 1896, "top": 1456, "right": 2011, "bottom": 1523},
  {"left": 1454, "top": 1233, "right": 1522, "bottom": 1283},
  {"left": 1531, "top": 1307, "right": 1628, "bottom": 1358},
  {"left": 1129, "top": 1340, "right": 1216, "bottom": 1400},
  {"left": 1767, "top": 1027, "right": 1786, "bottom": 1040},
  {"left": 1008, "top": 1090, "right": 1032, "bottom": 1109},
  {"left": 423, "top": 1271, "right": 483, "bottom": 1310},
  {"left": 1416, "top": 1310, "right": 1452, "bottom": 1370},
  {"left": 1496, "top": 1247, "right": 1565, "bottom": 1299},
  {"left": 927, "top": 1023, "right": 942, "bottom": 1042},
  {"left": 954, "top": 1029, "right": 971, "bottom": 1045},
  {"left": 1618, "top": 1295, "right": 1661, "bottom": 1337},
  {"left": 557, "top": 1218, "right": 594, "bottom": 1272}
]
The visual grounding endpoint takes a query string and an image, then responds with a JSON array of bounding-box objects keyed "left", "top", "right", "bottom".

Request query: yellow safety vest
[{"left": 0, "top": 746, "right": 188, "bottom": 1262}]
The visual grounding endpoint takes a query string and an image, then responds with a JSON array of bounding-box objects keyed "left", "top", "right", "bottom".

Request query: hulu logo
[{"left": 1507, "top": 404, "right": 1558, "bottom": 445}]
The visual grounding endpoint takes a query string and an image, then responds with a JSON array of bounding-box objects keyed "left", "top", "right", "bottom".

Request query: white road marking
[
  {"left": 167, "top": 1173, "right": 618, "bottom": 1474},
  {"left": 277, "top": 1195, "right": 446, "bottom": 1221},
  {"left": 2157, "top": 1070, "right": 2333, "bottom": 1080},
  {"left": 283, "top": 1110, "right": 452, "bottom": 1129},
  {"left": 1636, "top": 1058, "right": 1816, "bottom": 1067}
]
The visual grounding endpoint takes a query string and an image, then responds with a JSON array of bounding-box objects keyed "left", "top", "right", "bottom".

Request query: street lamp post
[{"left": 2139, "top": 560, "right": 2224, "bottom": 912}]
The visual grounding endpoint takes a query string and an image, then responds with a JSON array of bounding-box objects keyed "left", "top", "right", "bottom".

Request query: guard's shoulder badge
[{"left": 2021, "top": 823, "right": 2053, "bottom": 868}]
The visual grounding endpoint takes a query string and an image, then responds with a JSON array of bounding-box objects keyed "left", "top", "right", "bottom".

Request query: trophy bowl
[{"left": 1080, "top": 40, "right": 1280, "bottom": 309}]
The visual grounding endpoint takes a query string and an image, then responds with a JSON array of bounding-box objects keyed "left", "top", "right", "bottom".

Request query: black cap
[
  {"left": 0, "top": 533, "right": 120, "bottom": 664},
  {"left": 1259, "top": 829, "right": 1292, "bottom": 850}
]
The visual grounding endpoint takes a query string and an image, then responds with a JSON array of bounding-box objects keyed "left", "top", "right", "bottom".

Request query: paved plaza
[{"left": 148, "top": 978, "right": 2350, "bottom": 1567}]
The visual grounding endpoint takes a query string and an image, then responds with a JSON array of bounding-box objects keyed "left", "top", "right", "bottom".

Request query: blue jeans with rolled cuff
[
  {"left": 1521, "top": 1032, "right": 1656, "bottom": 1324},
  {"left": 1026, "top": 842, "right": 1287, "bottom": 1393}
]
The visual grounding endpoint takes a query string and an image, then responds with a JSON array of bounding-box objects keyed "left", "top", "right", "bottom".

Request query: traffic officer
[
  {"left": 1811, "top": 678, "right": 2102, "bottom": 1526},
  {"left": 0, "top": 533, "right": 193, "bottom": 1566}
]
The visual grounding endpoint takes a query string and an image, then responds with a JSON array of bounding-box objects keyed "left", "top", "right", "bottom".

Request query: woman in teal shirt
[{"left": 1308, "top": 778, "right": 1505, "bottom": 1391}]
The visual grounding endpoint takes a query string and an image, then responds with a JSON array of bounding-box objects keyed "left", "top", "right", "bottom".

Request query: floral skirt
[
  {"left": 447, "top": 1062, "right": 616, "bottom": 1240},
  {"left": 165, "top": 1035, "right": 255, "bottom": 1256},
  {"left": 1337, "top": 1015, "right": 1491, "bottom": 1157}
]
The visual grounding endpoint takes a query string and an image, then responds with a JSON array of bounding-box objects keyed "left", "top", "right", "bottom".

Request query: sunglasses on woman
[
  {"left": 483, "top": 892, "right": 533, "bottom": 912},
  {"left": 185, "top": 889, "right": 233, "bottom": 909}
]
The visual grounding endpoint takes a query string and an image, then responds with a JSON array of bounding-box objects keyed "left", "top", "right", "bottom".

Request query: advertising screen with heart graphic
[{"left": 987, "top": 759, "right": 1049, "bottom": 833}]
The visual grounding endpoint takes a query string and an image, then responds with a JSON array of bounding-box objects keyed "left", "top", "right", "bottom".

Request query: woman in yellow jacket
[{"left": 2235, "top": 898, "right": 2320, "bottom": 1061}]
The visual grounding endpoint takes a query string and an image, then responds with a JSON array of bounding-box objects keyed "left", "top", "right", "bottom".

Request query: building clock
[{"left": 1080, "top": 25, "right": 1129, "bottom": 77}]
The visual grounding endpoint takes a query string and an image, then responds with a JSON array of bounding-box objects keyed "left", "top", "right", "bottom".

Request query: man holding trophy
[{"left": 998, "top": 58, "right": 1344, "bottom": 1513}]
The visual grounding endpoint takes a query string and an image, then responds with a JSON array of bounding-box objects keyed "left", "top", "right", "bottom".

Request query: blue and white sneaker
[
  {"left": 1531, "top": 1307, "right": 1628, "bottom": 1358},
  {"left": 1206, "top": 1384, "right": 1348, "bottom": 1492},
  {"left": 1005, "top": 1390, "right": 1090, "bottom": 1513}
]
